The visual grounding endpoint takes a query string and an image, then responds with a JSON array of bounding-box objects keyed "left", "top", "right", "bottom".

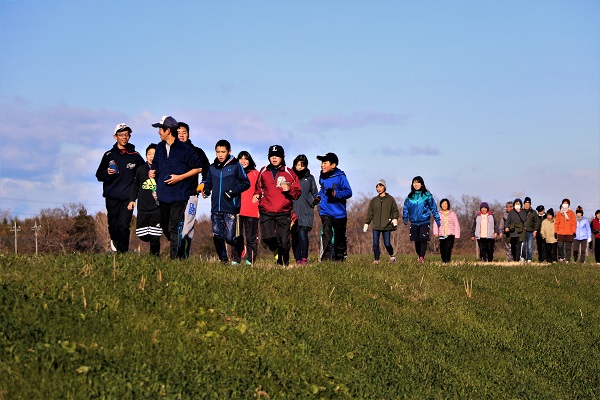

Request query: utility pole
[
  {"left": 31, "top": 221, "right": 41, "bottom": 256},
  {"left": 10, "top": 220, "right": 21, "bottom": 255}
]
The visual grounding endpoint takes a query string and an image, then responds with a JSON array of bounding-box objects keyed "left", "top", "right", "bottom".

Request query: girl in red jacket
[{"left": 236, "top": 151, "right": 260, "bottom": 265}]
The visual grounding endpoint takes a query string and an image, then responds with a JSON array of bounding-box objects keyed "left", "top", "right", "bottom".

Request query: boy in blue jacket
[
  {"left": 315, "top": 153, "right": 353, "bottom": 261},
  {"left": 203, "top": 139, "right": 251, "bottom": 264}
]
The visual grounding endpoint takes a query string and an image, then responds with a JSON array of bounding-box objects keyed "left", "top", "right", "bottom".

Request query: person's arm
[
  {"left": 429, "top": 196, "right": 441, "bottom": 227},
  {"left": 453, "top": 211, "right": 461, "bottom": 239},
  {"left": 128, "top": 167, "right": 142, "bottom": 210},
  {"left": 471, "top": 216, "right": 477, "bottom": 240},
  {"left": 164, "top": 168, "right": 201, "bottom": 185},
  {"left": 334, "top": 175, "right": 352, "bottom": 200},
  {"left": 403, "top": 198, "right": 409, "bottom": 224},
  {"left": 95, "top": 153, "right": 112, "bottom": 182}
]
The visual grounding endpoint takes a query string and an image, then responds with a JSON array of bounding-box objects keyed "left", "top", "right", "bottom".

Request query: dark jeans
[
  {"left": 320, "top": 216, "right": 347, "bottom": 261},
  {"left": 372, "top": 230, "right": 394, "bottom": 260},
  {"left": 260, "top": 212, "right": 292, "bottom": 265},
  {"left": 159, "top": 201, "right": 186, "bottom": 260},
  {"left": 573, "top": 239, "right": 588, "bottom": 263},
  {"left": 595, "top": 238, "right": 600, "bottom": 263},
  {"left": 477, "top": 238, "right": 495, "bottom": 262},
  {"left": 439, "top": 235, "right": 455, "bottom": 263},
  {"left": 211, "top": 212, "right": 244, "bottom": 262},
  {"left": 415, "top": 241, "right": 428, "bottom": 258},
  {"left": 557, "top": 240, "right": 572, "bottom": 261},
  {"left": 234, "top": 216, "right": 259, "bottom": 263},
  {"left": 292, "top": 225, "right": 311, "bottom": 261},
  {"left": 106, "top": 198, "right": 133, "bottom": 253}
]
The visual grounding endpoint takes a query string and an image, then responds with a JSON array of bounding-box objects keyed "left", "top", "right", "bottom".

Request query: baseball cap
[
  {"left": 268, "top": 145, "right": 285, "bottom": 158},
  {"left": 316, "top": 152, "right": 339, "bottom": 165},
  {"left": 152, "top": 115, "right": 178, "bottom": 130},
  {"left": 114, "top": 123, "right": 132, "bottom": 135}
]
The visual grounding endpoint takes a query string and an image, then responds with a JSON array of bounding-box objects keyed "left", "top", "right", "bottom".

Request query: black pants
[
  {"left": 106, "top": 198, "right": 133, "bottom": 253},
  {"left": 439, "top": 235, "right": 455, "bottom": 263},
  {"left": 320, "top": 216, "right": 347, "bottom": 261},
  {"left": 510, "top": 237, "right": 523, "bottom": 261},
  {"left": 536, "top": 233, "right": 546, "bottom": 262},
  {"left": 159, "top": 201, "right": 186, "bottom": 260},
  {"left": 595, "top": 237, "right": 600, "bottom": 263},
  {"left": 260, "top": 212, "right": 292, "bottom": 265},
  {"left": 477, "top": 238, "right": 495, "bottom": 262},
  {"left": 546, "top": 242, "right": 558, "bottom": 262},
  {"left": 234, "top": 216, "right": 259, "bottom": 263}
]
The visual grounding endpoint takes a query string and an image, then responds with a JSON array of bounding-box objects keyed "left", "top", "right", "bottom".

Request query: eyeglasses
[{"left": 115, "top": 132, "right": 130, "bottom": 138}]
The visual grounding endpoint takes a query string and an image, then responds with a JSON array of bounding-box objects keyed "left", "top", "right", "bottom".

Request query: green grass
[{"left": 1, "top": 253, "right": 599, "bottom": 399}]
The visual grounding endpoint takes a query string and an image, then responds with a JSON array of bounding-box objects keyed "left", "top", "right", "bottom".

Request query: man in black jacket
[{"left": 96, "top": 123, "right": 145, "bottom": 253}]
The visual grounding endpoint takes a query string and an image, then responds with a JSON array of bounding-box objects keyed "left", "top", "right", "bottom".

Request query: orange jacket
[{"left": 554, "top": 209, "right": 576, "bottom": 235}]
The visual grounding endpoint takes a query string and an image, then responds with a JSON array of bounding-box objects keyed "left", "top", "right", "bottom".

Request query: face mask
[
  {"left": 562, "top": 204, "right": 569, "bottom": 210},
  {"left": 515, "top": 205, "right": 521, "bottom": 211}
]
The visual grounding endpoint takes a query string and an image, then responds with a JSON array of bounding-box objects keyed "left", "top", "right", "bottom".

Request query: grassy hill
[{"left": 1, "top": 253, "right": 598, "bottom": 399}]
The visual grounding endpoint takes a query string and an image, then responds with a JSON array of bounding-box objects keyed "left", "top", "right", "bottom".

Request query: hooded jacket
[
  {"left": 129, "top": 162, "right": 159, "bottom": 213},
  {"left": 365, "top": 193, "right": 399, "bottom": 231},
  {"left": 317, "top": 168, "right": 353, "bottom": 219},
  {"left": 204, "top": 155, "right": 251, "bottom": 214},
  {"left": 402, "top": 190, "right": 441, "bottom": 226},
  {"left": 254, "top": 164, "right": 301, "bottom": 214},
  {"left": 471, "top": 212, "right": 498, "bottom": 239},
  {"left": 96, "top": 143, "right": 145, "bottom": 201}
]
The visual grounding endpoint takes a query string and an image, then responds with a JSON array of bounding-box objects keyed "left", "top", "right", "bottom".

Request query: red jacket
[
  {"left": 240, "top": 169, "right": 259, "bottom": 218},
  {"left": 254, "top": 165, "right": 301, "bottom": 213},
  {"left": 592, "top": 217, "right": 600, "bottom": 239}
]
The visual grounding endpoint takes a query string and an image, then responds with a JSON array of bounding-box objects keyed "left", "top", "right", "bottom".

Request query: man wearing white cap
[{"left": 96, "top": 123, "right": 145, "bottom": 253}]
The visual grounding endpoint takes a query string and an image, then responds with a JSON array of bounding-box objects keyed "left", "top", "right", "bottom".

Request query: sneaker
[
  {"left": 558, "top": 258, "right": 564, "bottom": 262},
  {"left": 245, "top": 260, "right": 252, "bottom": 266},
  {"left": 110, "top": 240, "right": 117, "bottom": 252},
  {"left": 273, "top": 248, "right": 279, "bottom": 261},
  {"left": 373, "top": 260, "right": 380, "bottom": 264},
  {"left": 390, "top": 256, "right": 396, "bottom": 263},
  {"left": 231, "top": 261, "right": 240, "bottom": 266},
  {"left": 296, "top": 260, "right": 303, "bottom": 265},
  {"left": 527, "top": 260, "right": 532, "bottom": 263},
  {"left": 418, "top": 257, "right": 424, "bottom": 263},
  {"left": 301, "top": 258, "right": 308, "bottom": 265}
]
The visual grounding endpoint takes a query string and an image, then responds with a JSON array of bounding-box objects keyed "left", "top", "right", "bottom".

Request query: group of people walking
[{"left": 97, "top": 118, "right": 600, "bottom": 265}]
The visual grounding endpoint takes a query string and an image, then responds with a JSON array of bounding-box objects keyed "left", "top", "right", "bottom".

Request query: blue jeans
[
  {"left": 522, "top": 231, "right": 534, "bottom": 261},
  {"left": 373, "top": 230, "right": 394, "bottom": 260},
  {"left": 292, "top": 226, "right": 311, "bottom": 261}
]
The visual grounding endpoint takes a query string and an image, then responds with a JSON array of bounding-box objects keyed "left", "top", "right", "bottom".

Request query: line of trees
[{"left": 1, "top": 194, "right": 506, "bottom": 257}]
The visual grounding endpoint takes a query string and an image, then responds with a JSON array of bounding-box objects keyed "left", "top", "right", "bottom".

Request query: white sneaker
[{"left": 110, "top": 240, "right": 117, "bottom": 252}]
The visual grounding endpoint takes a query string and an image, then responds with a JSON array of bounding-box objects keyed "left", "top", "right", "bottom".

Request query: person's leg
[
  {"left": 536, "top": 234, "right": 546, "bottom": 262},
  {"left": 372, "top": 230, "right": 381, "bottom": 261},
  {"left": 488, "top": 238, "right": 495, "bottom": 261},
  {"left": 178, "top": 195, "right": 197, "bottom": 258},
  {"left": 505, "top": 239, "right": 513, "bottom": 262},
  {"left": 564, "top": 241, "right": 572, "bottom": 262},
  {"left": 105, "top": 198, "right": 119, "bottom": 249},
  {"left": 418, "top": 224, "right": 430, "bottom": 259},
  {"left": 298, "top": 227, "right": 310, "bottom": 262},
  {"left": 320, "top": 216, "right": 334, "bottom": 261},
  {"left": 223, "top": 213, "right": 243, "bottom": 263},
  {"left": 382, "top": 230, "right": 394, "bottom": 259},
  {"left": 527, "top": 232, "right": 534, "bottom": 261},
  {"left": 274, "top": 213, "right": 292, "bottom": 266},
  {"left": 332, "top": 217, "right": 348, "bottom": 261},
  {"left": 477, "top": 239, "right": 485, "bottom": 261},
  {"left": 439, "top": 237, "right": 450, "bottom": 262},
  {"left": 260, "top": 213, "right": 278, "bottom": 253},
  {"left": 573, "top": 240, "right": 581, "bottom": 262},
  {"left": 159, "top": 202, "right": 172, "bottom": 240},
  {"left": 595, "top": 238, "right": 600, "bottom": 262},
  {"left": 557, "top": 240, "right": 565, "bottom": 261},
  {"left": 579, "top": 240, "right": 587, "bottom": 263},
  {"left": 447, "top": 235, "right": 455, "bottom": 262},
  {"left": 167, "top": 201, "right": 186, "bottom": 260},
  {"left": 146, "top": 210, "right": 162, "bottom": 256},
  {"left": 246, "top": 217, "right": 259, "bottom": 263},
  {"left": 211, "top": 212, "right": 228, "bottom": 262}
]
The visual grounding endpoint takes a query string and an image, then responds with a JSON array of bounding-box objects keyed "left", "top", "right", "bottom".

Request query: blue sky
[{"left": 1, "top": 0, "right": 598, "bottom": 219}]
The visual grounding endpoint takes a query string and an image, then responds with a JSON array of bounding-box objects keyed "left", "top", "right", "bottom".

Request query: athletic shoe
[
  {"left": 245, "top": 260, "right": 252, "bottom": 266},
  {"left": 301, "top": 258, "right": 308, "bottom": 265},
  {"left": 296, "top": 260, "right": 303, "bottom": 265},
  {"left": 110, "top": 240, "right": 117, "bottom": 252},
  {"left": 273, "top": 248, "right": 279, "bottom": 261},
  {"left": 231, "top": 261, "right": 239, "bottom": 266},
  {"left": 373, "top": 260, "right": 380, "bottom": 264},
  {"left": 418, "top": 257, "right": 424, "bottom": 263},
  {"left": 390, "top": 256, "right": 396, "bottom": 263}
]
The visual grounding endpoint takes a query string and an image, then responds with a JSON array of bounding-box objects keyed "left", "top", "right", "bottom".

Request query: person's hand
[
  {"left": 107, "top": 168, "right": 116, "bottom": 175},
  {"left": 280, "top": 182, "right": 290, "bottom": 192},
  {"left": 392, "top": 219, "right": 398, "bottom": 227},
  {"left": 127, "top": 201, "right": 136, "bottom": 210},
  {"left": 148, "top": 169, "right": 156, "bottom": 179},
  {"left": 587, "top": 237, "right": 592, "bottom": 243},
  {"left": 202, "top": 189, "right": 211, "bottom": 199},
  {"left": 363, "top": 224, "right": 368, "bottom": 233},
  {"left": 224, "top": 190, "right": 235, "bottom": 200},
  {"left": 554, "top": 233, "right": 558, "bottom": 239},
  {"left": 493, "top": 233, "right": 497, "bottom": 239},
  {"left": 311, "top": 196, "right": 321, "bottom": 207},
  {"left": 164, "top": 174, "right": 181, "bottom": 185},
  {"left": 252, "top": 194, "right": 260, "bottom": 204},
  {"left": 471, "top": 237, "right": 475, "bottom": 241},
  {"left": 533, "top": 231, "right": 537, "bottom": 238},
  {"left": 326, "top": 188, "right": 335, "bottom": 199}
]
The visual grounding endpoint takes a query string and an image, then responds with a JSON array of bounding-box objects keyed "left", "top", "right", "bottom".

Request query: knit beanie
[
  {"left": 376, "top": 179, "right": 386, "bottom": 189},
  {"left": 479, "top": 202, "right": 489, "bottom": 210}
]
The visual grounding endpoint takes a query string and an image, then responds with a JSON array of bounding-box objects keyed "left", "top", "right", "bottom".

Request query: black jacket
[{"left": 96, "top": 143, "right": 145, "bottom": 201}]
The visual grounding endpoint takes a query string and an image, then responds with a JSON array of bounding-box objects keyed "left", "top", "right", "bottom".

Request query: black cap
[
  {"left": 316, "top": 152, "right": 339, "bottom": 165},
  {"left": 268, "top": 145, "right": 285, "bottom": 158},
  {"left": 524, "top": 197, "right": 531, "bottom": 204},
  {"left": 152, "top": 115, "right": 178, "bottom": 130}
]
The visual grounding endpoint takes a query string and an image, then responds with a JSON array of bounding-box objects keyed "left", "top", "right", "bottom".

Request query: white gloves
[
  {"left": 588, "top": 237, "right": 593, "bottom": 243},
  {"left": 392, "top": 219, "right": 398, "bottom": 227},
  {"left": 363, "top": 224, "right": 368, "bottom": 233}
]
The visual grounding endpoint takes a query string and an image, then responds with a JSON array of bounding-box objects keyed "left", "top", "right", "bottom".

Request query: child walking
[
  {"left": 203, "top": 140, "right": 250, "bottom": 264},
  {"left": 364, "top": 179, "right": 399, "bottom": 264},
  {"left": 540, "top": 208, "right": 558, "bottom": 262},
  {"left": 470, "top": 202, "right": 498, "bottom": 262},
  {"left": 433, "top": 198, "right": 460, "bottom": 263},
  {"left": 253, "top": 145, "right": 301, "bottom": 266},
  {"left": 573, "top": 206, "right": 592, "bottom": 263},
  {"left": 402, "top": 176, "right": 441, "bottom": 262},
  {"left": 291, "top": 154, "right": 319, "bottom": 265},
  {"left": 236, "top": 151, "right": 260, "bottom": 265},
  {"left": 128, "top": 144, "right": 162, "bottom": 256}
]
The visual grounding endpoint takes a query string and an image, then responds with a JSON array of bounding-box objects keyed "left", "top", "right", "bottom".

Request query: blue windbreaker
[
  {"left": 318, "top": 168, "right": 352, "bottom": 219},
  {"left": 403, "top": 191, "right": 441, "bottom": 226}
]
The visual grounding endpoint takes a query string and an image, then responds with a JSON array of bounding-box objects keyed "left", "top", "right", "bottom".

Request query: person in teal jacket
[{"left": 402, "top": 176, "right": 441, "bottom": 262}]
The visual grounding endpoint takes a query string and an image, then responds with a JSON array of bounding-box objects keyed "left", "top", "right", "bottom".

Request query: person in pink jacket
[
  {"left": 235, "top": 151, "right": 260, "bottom": 265},
  {"left": 433, "top": 198, "right": 460, "bottom": 263}
]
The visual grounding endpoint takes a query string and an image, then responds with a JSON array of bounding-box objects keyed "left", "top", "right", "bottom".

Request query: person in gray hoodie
[
  {"left": 503, "top": 198, "right": 528, "bottom": 262},
  {"left": 291, "top": 155, "right": 319, "bottom": 265}
]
